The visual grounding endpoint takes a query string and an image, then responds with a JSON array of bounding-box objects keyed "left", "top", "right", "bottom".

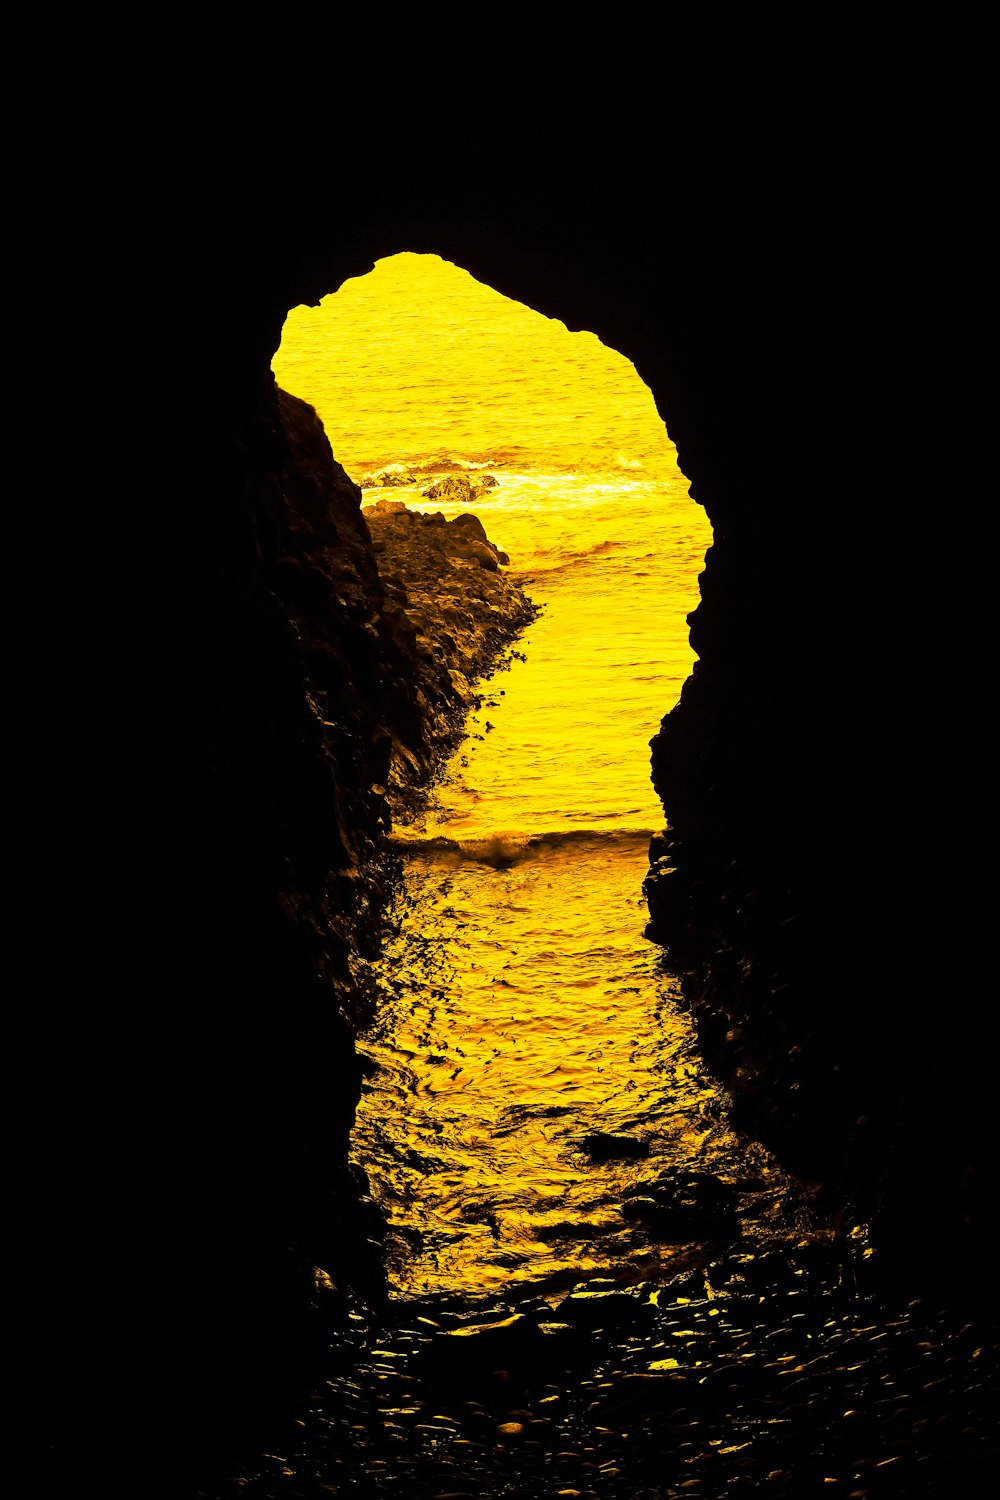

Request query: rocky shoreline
[{"left": 360, "top": 490, "right": 539, "bottom": 820}]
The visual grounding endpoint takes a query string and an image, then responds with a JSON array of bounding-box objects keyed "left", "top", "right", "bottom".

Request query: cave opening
[
  {"left": 63, "top": 84, "right": 998, "bottom": 1497},
  {"left": 267, "top": 254, "right": 820, "bottom": 1300},
  {"left": 272, "top": 250, "right": 711, "bottom": 828}
]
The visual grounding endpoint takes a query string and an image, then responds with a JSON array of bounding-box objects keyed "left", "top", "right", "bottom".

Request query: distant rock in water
[
  {"left": 360, "top": 464, "right": 419, "bottom": 488},
  {"left": 362, "top": 498, "right": 538, "bottom": 814},
  {"left": 421, "top": 471, "right": 499, "bottom": 504}
]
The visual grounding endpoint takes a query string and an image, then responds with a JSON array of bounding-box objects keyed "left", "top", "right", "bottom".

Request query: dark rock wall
[
  {"left": 54, "top": 56, "right": 993, "bottom": 1485},
  {"left": 121, "top": 382, "right": 409, "bottom": 1481},
  {"left": 162, "top": 385, "right": 544, "bottom": 1473}
]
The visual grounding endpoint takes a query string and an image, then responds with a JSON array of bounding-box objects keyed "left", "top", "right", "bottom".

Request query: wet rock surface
[
  {"left": 620, "top": 1170, "right": 740, "bottom": 1243},
  {"left": 581, "top": 1132, "right": 651, "bottom": 1163},
  {"left": 83, "top": 396, "right": 538, "bottom": 1488},
  {"left": 361, "top": 496, "right": 538, "bottom": 813},
  {"left": 360, "top": 465, "right": 420, "bottom": 488},
  {"left": 420, "top": 470, "right": 499, "bottom": 504},
  {"left": 194, "top": 1253, "right": 998, "bottom": 1498}
]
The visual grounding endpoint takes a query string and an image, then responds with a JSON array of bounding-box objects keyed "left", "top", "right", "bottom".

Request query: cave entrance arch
[
  {"left": 269, "top": 249, "right": 727, "bottom": 1295},
  {"left": 272, "top": 248, "right": 712, "bottom": 824}
]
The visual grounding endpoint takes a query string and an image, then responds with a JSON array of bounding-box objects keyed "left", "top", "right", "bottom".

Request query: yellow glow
[
  {"left": 273, "top": 255, "right": 743, "bottom": 1297},
  {"left": 274, "top": 252, "right": 686, "bottom": 480}
]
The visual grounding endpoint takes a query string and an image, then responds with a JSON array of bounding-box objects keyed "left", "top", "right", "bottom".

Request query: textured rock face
[
  {"left": 123, "top": 383, "right": 416, "bottom": 1478},
  {"left": 363, "top": 498, "right": 537, "bottom": 789},
  {"left": 115, "top": 390, "right": 539, "bottom": 1482}
]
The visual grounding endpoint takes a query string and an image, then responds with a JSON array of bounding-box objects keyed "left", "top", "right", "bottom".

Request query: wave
[
  {"left": 389, "top": 826, "right": 656, "bottom": 867},
  {"left": 533, "top": 538, "right": 624, "bottom": 558},
  {"left": 527, "top": 537, "right": 627, "bottom": 568},
  {"left": 356, "top": 451, "right": 670, "bottom": 483},
  {"left": 358, "top": 450, "right": 532, "bottom": 481}
]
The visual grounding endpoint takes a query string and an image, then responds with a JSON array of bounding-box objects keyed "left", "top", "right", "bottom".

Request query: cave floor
[{"left": 196, "top": 1249, "right": 998, "bottom": 1499}]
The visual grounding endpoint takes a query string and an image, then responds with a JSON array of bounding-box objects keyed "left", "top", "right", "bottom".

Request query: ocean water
[
  {"left": 274, "top": 256, "right": 794, "bottom": 1295},
  {"left": 274, "top": 253, "right": 708, "bottom": 849}
]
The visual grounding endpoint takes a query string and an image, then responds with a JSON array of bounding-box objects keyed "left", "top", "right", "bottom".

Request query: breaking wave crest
[{"left": 390, "top": 826, "right": 655, "bottom": 867}]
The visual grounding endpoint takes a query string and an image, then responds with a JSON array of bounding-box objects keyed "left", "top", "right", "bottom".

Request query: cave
[{"left": 48, "top": 61, "right": 995, "bottom": 1496}]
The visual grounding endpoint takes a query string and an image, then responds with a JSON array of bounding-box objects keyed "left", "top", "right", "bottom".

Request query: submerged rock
[
  {"left": 620, "top": 1169, "right": 739, "bottom": 1242},
  {"left": 420, "top": 1309, "right": 582, "bottom": 1386},
  {"left": 555, "top": 1287, "right": 650, "bottom": 1329},
  {"left": 580, "top": 1131, "right": 649, "bottom": 1162}
]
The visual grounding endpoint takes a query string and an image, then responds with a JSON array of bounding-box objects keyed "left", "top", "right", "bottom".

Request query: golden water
[
  {"left": 274, "top": 252, "right": 683, "bottom": 478},
  {"left": 275, "top": 255, "right": 791, "bottom": 1296}
]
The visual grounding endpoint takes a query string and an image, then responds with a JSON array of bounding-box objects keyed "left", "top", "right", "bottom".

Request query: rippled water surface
[{"left": 356, "top": 833, "right": 793, "bottom": 1295}]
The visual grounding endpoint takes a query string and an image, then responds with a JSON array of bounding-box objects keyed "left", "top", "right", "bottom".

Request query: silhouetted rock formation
[
  {"left": 49, "top": 52, "right": 995, "bottom": 1491},
  {"left": 364, "top": 498, "right": 535, "bottom": 795},
  {"left": 72, "top": 386, "right": 533, "bottom": 1488},
  {"left": 117, "top": 383, "right": 411, "bottom": 1482}
]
